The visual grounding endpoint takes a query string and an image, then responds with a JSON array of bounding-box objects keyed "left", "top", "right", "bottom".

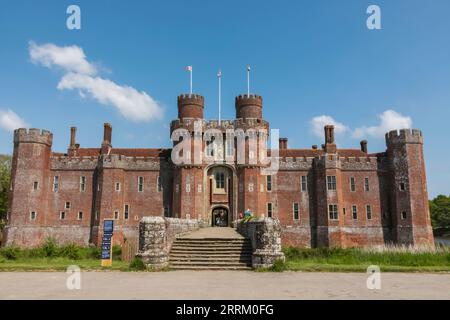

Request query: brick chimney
[
  {"left": 279, "top": 138, "right": 288, "bottom": 150},
  {"left": 68, "top": 126, "right": 79, "bottom": 156},
  {"left": 101, "top": 123, "right": 112, "bottom": 154},
  {"left": 324, "top": 125, "right": 336, "bottom": 153},
  {"left": 360, "top": 140, "right": 368, "bottom": 153}
]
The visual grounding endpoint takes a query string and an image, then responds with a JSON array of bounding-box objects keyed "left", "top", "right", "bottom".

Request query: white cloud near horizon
[
  {"left": 0, "top": 109, "right": 29, "bottom": 132},
  {"left": 310, "top": 115, "right": 349, "bottom": 138},
  {"left": 29, "top": 42, "right": 163, "bottom": 122},
  {"left": 310, "top": 110, "right": 413, "bottom": 140},
  {"left": 352, "top": 110, "right": 412, "bottom": 139}
]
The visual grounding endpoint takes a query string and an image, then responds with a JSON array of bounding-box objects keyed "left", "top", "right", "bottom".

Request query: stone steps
[{"left": 169, "top": 236, "right": 253, "bottom": 270}]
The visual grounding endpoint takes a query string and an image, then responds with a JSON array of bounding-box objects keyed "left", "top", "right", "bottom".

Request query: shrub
[
  {"left": 85, "top": 246, "right": 101, "bottom": 259},
  {"left": 271, "top": 259, "right": 287, "bottom": 272},
  {"left": 129, "top": 257, "right": 146, "bottom": 271},
  {"left": 41, "top": 237, "right": 58, "bottom": 257},
  {"left": 112, "top": 245, "right": 122, "bottom": 261},
  {"left": 58, "top": 243, "right": 81, "bottom": 260},
  {"left": 0, "top": 246, "right": 20, "bottom": 260}
]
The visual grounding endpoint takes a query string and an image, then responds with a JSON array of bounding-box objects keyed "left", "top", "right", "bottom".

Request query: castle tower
[
  {"left": 235, "top": 94, "right": 263, "bottom": 120},
  {"left": 386, "top": 129, "right": 434, "bottom": 246},
  {"left": 178, "top": 94, "right": 204, "bottom": 120},
  {"left": 3, "top": 128, "right": 53, "bottom": 246}
]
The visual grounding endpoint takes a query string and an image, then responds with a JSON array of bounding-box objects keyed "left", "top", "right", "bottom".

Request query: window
[
  {"left": 124, "top": 205, "right": 129, "bottom": 220},
  {"left": 266, "top": 175, "right": 272, "bottom": 191},
  {"left": 350, "top": 177, "right": 356, "bottom": 192},
  {"left": 293, "top": 203, "right": 299, "bottom": 220},
  {"left": 215, "top": 172, "right": 225, "bottom": 189},
  {"left": 343, "top": 208, "right": 346, "bottom": 216},
  {"left": 157, "top": 176, "right": 162, "bottom": 192},
  {"left": 401, "top": 211, "right": 407, "bottom": 220},
  {"left": 80, "top": 176, "right": 86, "bottom": 192},
  {"left": 33, "top": 181, "right": 39, "bottom": 191},
  {"left": 97, "top": 183, "right": 101, "bottom": 192},
  {"left": 60, "top": 211, "right": 66, "bottom": 220},
  {"left": 327, "top": 176, "right": 336, "bottom": 190},
  {"left": 78, "top": 212, "right": 83, "bottom": 220},
  {"left": 65, "top": 202, "right": 71, "bottom": 209},
  {"left": 95, "top": 211, "right": 99, "bottom": 220},
  {"left": 301, "top": 176, "right": 307, "bottom": 192},
  {"left": 114, "top": 211, "right": 119, "bottom": 220},
  {"left": 328, "top": 204, "right": 338, "bottom": 220},
  {"left": 206, "top": 139, "right": 214, "bottom": 157},
  {"left": 6, "top": 212, "right": 10, "bottom": 221},
  {"left": 53, "top": 176, "right": 59, "bottom": 192},
  {"left": 399, "top": 183, "right": 406, "bottom": 191},
  {"left": 138, "top": 177, "right": 144, "bottom": 192},
  {"left": 267, "top": 203, "right": 273, "bottom": 218},
  {"left": 364, "top": 177, "right": 370, "bottom": 192},
  {"left": 352, "top": 205, "right": 358, "bottom": 220},
  {"left": 366, "top": 205, "right": 372, "bottom": 220},
  {"left": 115, "top": 182, "right": 121, "bottom": 192},
  {"left": 226, "top": 136, "right": 234, "bottom": 157},
  {"left": 30, "top": 211, "right": 36, "bottom": 221},
  {"left": 164, "top": 207, "right": 169, "bottom": 217}
]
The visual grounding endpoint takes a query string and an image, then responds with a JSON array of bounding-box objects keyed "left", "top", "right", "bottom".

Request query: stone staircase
[{"left": 169, "top": 228, "right": 253, "bottom": 270}]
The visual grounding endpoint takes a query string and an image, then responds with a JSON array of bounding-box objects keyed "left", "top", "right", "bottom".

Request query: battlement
[
  {"left": 14, "top": 128, "right": 53, "bottom": 146},
  {"left": 385, "top": 129, "right": 423, "bottom": 146},
  {"left": 177, "top": 94, "right": 204, "bottom": 119},
  {"left": 235, "top": 94, "right": 263, "bottom": 108},
  {"left": 177, "top": 94, "right": 204, "bottom": 107}
]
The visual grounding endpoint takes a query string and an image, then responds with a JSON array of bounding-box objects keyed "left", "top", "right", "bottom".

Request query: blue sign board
[{"left": 101, "top": 220, "right": 114, "bottom": 262}]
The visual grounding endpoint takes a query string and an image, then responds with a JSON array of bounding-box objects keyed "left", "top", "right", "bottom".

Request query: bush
[
  {"left": 0, "top": 246, "right": 20, "bottom": 260},
  {"left": 129, "top": 257, "right": 146, "bottom": 271},
  {"left": 271, "top": 259, "right": 287, "bottom": 272},
  {"left": 58, "top": 243, "right": 81, "bottom": 260},
  {"left": 85, "top": 246, "right": 101, "bottom": 259},
  {"left": 112, "top": 245, "right": 122, "bottom": 261},
  {"left": 41, "top": 237, "right": 58, "bottom": 257}
]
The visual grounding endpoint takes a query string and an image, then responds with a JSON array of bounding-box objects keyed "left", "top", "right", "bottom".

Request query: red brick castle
[{"left": 2, "top": 92, "right": 434, "bottom": 248}]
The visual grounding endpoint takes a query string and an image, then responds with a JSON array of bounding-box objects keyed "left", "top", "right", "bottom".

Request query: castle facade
[{"left": 2, "top": 93, "right": 434, "bottom": 248}]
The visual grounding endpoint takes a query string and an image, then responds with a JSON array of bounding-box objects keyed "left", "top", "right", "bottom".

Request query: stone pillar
[
  {"left": 136, "top": 217, "right": 169, "bottom": 268},
  {"left": 236, "top": 217, "right": 285, "bottom": 268}
]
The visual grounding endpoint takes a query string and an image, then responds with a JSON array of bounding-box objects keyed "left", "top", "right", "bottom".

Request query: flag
[
  {"left": 185, "top": 65, "right": 192, "bottom": 72},
  {"left": 217, "top": 69, "right": 222, "bottom": 78}
]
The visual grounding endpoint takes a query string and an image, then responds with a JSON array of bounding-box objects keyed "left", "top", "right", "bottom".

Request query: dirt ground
[{"left": 0, "top": 271, "right": 449, "bottom": 300}]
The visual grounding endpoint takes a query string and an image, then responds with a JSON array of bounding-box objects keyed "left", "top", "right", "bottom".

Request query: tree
[
  {"left": 429, "top": 195, "right": 450, "bottom": 230},
  {"left": 0, "top": 155, "right": 11, "bottom": 231}
]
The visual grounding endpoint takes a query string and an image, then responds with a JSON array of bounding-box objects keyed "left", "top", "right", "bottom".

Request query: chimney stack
[
  {"left": 70, "top": 127, "right": 77, "bottom": 146},
  {"left": 324, "top": 125, "right": 336, "bottom": 153},
  {"left": 101, "top": 123, "right": 112, "bottom": 154},
  {"left": 360, "top": 140, "right": 368, "bottom": 153},
  {"left": 279, "top": 138, "right": 288, "bottom": 150}
]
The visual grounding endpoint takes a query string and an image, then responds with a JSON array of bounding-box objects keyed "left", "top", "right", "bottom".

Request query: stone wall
[
  {"left": 136, "top": 216, "right": 202, "bottom": 268},
  {"left": 236, "top": 217, "right": 285, "bottom": 268}
]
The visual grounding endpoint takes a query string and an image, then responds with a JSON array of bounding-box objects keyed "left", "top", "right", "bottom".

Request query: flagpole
[
  {"left": 247, "top": 65, "right": 250, "bottom": 95},
  {"left": 218, "top": 70, "right": 222, "bottom": 126},
  {"left": 190, "top": 68, "right": 193, "bottom": 94}
]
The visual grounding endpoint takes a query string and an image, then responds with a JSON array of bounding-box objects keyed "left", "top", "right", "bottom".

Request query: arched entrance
[{"left": 212, "top": 207, "right": 229, "bottom": 227}]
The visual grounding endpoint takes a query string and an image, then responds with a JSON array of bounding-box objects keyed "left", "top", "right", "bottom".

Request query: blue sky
[{"left": 0, "top": 0, "right": 449, "bottom": 197}]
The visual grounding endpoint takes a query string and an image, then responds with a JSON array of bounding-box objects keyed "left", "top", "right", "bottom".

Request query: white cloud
[
  {"left": 29, "top": 41, "right": 97, "bottom": 76},
  {"left": 0, "top": 109, "right": 29, "bottom": 132},
  {"left": 58, "top": 73, "right": 163, "bottom": 122},
  {"left": 352, "top": 110, "right": 412, "bottom": 138},
  {"left": 29, "top": 42, "right": 163, "bottom": 122},
  {"left": 310, "top": 115, "right": 349, "bottom": 138}
]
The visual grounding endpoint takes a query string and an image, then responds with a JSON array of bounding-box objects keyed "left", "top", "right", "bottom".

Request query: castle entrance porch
[{"left": 212, "top": 207, "right": 228, "bottom": 227}]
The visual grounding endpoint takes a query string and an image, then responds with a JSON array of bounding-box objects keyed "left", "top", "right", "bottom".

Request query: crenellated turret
[{"left": 235, "top": 94, "right": 263, "bottom": 120}]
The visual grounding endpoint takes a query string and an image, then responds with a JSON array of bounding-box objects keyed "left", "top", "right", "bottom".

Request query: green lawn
[
  {"left": 270, "top": 246, "right": 450, "bottom": 272},
  {"left": 1, "top": 240, "right": 450, "bottom": 272}
]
